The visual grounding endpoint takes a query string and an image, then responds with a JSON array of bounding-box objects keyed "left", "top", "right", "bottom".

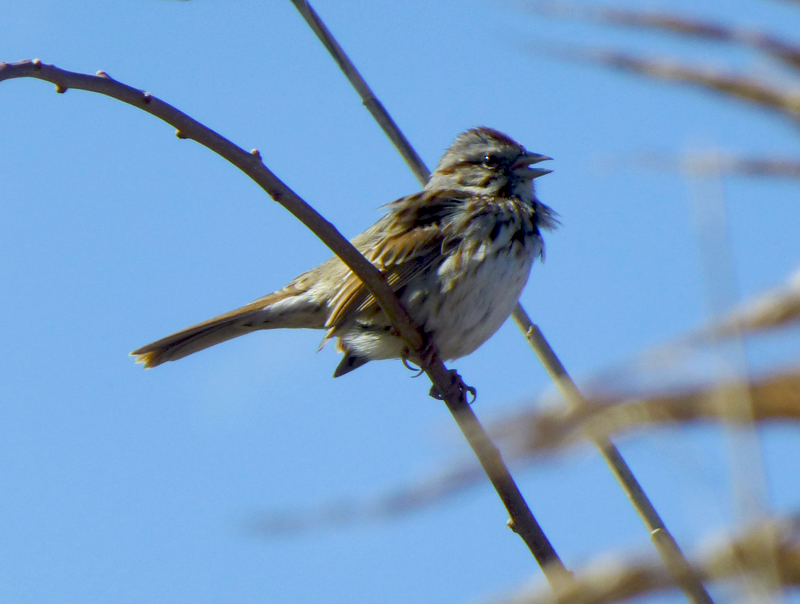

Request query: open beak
[{"left": 513, "top": 152, "right": 553, "bottom": 179}]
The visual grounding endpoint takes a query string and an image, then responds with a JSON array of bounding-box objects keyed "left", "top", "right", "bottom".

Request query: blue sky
[{"left": 2, "top": 1, "right": 799, "bottom": 603}]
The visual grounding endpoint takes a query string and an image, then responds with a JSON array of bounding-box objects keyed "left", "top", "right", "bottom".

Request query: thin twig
[
  {"left": 288, "top": 2, "right": 571, "bottom": 584},
  {"left": 511, "top": 308, "right": 714, "bottom": 604},
  {"left": 284, "top": 3, "right": 714, "bottom": 601},
  {"left": 0, "top": 58, "right": 568, "bottom": 584},
  {"left": 290, "top": 0, "right": 430, "bottom": 183}
]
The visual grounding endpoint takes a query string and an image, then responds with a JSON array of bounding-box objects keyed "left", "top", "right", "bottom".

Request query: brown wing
[{"left": 323, "top": 189, "right": 469, "bottom": 336}]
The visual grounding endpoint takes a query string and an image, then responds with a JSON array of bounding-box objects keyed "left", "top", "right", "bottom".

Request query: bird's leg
[
  {"left": 404, "top": 334, "right": 478, "bottom": 403},
  {"left": 400, "top": 331, "right": 439, "bottom": 377},
  {"left": 418, "top": 332, "right": 440, "bottom": 367}
]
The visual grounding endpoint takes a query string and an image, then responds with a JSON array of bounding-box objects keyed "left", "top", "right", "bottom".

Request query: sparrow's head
[{"left": 426, "top": 127, "right": 552, "bottom": 200}]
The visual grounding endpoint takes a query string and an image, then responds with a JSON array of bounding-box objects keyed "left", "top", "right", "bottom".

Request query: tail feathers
[
  {"left": 132, "top": 309, "right": 271, "bottom": 368},
  {"left": 132, "top": 289, "right": 325, "bottom": 368},
  {"left": 333, "top": 352, "right": 370, "bottom": 377}
]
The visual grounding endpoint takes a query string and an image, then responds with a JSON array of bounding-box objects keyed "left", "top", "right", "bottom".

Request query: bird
[{"left": 132, "top": 127, "right": 557, "bottom": 377}]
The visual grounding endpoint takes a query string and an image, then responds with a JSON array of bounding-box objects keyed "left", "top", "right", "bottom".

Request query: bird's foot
[
  {"left": 401, "top": 355, "right": 424, "bottom": 377},
  {"left": 429, "top": 369, "right": 477, "bottom": 404},
  {"left": 401, "top": 334, "right": 440, "bottom": 378}
]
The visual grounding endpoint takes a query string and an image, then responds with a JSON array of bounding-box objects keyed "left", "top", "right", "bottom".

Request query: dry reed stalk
[
  {"left": 638, "top": 152, "right": 800, "bottom": 181},
  {"left": 699, "top": 266, "right": 800, "bottom": 340},
  {"left": 685, "top": 164, "right": 779, "bottom": 599},
  {"left": 529, "top": 1, "right": 800, "bottom": 70},
  {"left": 250, "top": 462, "right": 488, "bottom": 534},
  {"left": 249, "top": 360, "right": 800, "bottom": 536},
  {"left": 495, "top": 515, "right": 800, "bottom": 604},
  {"left": 538, "top": 46, "right": 800, "bottom": 127},
  {"left": 492, "top": 364, "right": 800, "bottom": 456}
]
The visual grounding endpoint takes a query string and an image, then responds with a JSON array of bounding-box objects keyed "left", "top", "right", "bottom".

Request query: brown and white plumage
[{"left": 132, "top": 127, "right": 557, "bottom": 376}]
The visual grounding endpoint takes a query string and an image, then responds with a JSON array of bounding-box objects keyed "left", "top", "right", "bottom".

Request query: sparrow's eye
[{"left": 482, "top": 154, "right": 499, "bottom": 169}]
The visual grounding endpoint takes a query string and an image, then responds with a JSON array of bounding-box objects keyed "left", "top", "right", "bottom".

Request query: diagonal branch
[
  {"left": 0, "top": 60, "right": 423, "bottom": 354},
  {"left": 289, "top": 1, "right": 571, "bottom": 584},
  {"left": 287, "top": 3, "right": 714, "bottom": 602},
  {"left": 0, "top": 58, "right": 567, "bottom": 583},
  {"left": 290, "top": 0, "right": 430, "bottom": 183},
  {"left": 248, "top": 362, "right": 800, "bottom": 535},
  {"left": 511, "top": 309, "right": 714, "bottom": 604}
]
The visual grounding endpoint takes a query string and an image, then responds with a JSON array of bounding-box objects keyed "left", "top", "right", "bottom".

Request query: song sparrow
[{"left": 132, "top": 127, "right": 557, "bottom": 376}]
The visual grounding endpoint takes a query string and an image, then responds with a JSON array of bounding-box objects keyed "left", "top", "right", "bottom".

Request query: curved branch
[
  {"left": 0, "top": 59, "right": 566, "bottom": 578},
  {"left": 0, "top": 59, "right": 424, "bottom": 353}
]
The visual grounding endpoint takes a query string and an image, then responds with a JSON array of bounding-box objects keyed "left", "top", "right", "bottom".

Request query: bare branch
[
  {"left": 511, "top": 310, "right": 714, "bottom": 604},
  {"left": 530, "top": 1, "right": 800, "bottom": 71},
  {"left": 290, "top": 0, "right": 431, "bottom": 184},
  {"left": 0, "top": 58, "right": 569, "bottom": 581},
  {"left": 0, "top": 60, "right": 425, "bottom": 354},
  {"left": 287, "top": 2, "right": 573, "bottom": 582},
  {"left": 285, "top": 1, "right": 715, "bottom": 596}
]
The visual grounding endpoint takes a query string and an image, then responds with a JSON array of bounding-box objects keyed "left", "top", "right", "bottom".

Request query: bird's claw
[
  {"left": 429, "top": 369, "right": 477, "bottom": 404},
  {"left": 404, "top": 337, "right": 477, "bottom": 403},
  {"left": 401, "top": 335, "right": 440, "bottom": 378},
  {"left": 401, "top": 355, "right": 424, "bottom": 377}
]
